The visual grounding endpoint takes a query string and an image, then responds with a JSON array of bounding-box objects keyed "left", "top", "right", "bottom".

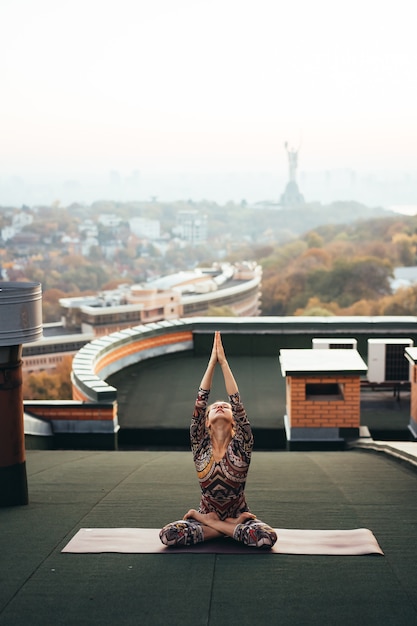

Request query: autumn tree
[
  {"left": 206, "top": 305, "right": 236, "bottom": 316},
  {"left": 306, "top": 256, "right": 393, "bottom": 308},
  {"left": 42, "top": 288, "right": 67, "bottom": 322},
  {"left": 23, "top": 355, "right": 73, "bottom": 400}
]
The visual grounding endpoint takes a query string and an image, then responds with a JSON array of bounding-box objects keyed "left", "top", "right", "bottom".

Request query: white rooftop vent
[
  {"left": 367, "top": 338, "right": 413, "bottom": 384},
  {"left": 312, "top": 338, "right": 357, "bottom": 350}
]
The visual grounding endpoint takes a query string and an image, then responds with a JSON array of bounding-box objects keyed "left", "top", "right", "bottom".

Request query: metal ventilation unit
[
  {"left": 367, "top": 338, "right": 414, "bottom": 384},
  {"left": 312, "top": 338, "right": 357, "bottom": 350}
]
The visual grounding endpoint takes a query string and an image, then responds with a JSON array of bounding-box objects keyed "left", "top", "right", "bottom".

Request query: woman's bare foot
[
  {"left": 183, "top": 508, "right": 198, "bottom": 520},
  {"left": 226, "top": 512, "right": 257, "bottom": 525},
  {"left": 183, "top": 509, "right": 220, "bottom": 525}
]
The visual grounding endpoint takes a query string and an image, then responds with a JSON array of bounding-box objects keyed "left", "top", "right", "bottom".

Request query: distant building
[
  {"left": 98, "top": 214, "right": 122, "bottom": 228},
  {"left": 1, "top": 225, "right": 16, "bottom": 242},
  {"left": 129, "top": 217, "right": 161, "bottom": 240},
  {"left": 175, "top": 210, "right": 207, "bottom": 244},
  {"left": 21, "top": 262, "right": 262, "bottom": 374},
  {"left": 78, "top": 219, "right": 98, "bottom": 236},
  {"left": 1, "top": 208, "right": 34, "bottom": 241},
  {"left": 391, "top": 266, "right": 417, "bottom": 291},
  {"left": 60, "top": 235, "right": 81, "bottom": 255},
  {"left": 58, "top": 262, "right": 262, "bottom": 336},
  {"left": 23, "top": 330, "right": 94, "bottom": 374},
  {"left": 12, "top": 210, "right": 33, "bottom": 230}
]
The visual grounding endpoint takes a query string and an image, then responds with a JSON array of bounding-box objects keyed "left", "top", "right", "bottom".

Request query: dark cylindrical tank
[{"left": 0, "top": 282, "right": 42, "bottom": 506}]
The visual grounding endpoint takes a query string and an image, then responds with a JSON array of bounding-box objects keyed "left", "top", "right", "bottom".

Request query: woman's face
[{"left": 205, "top": 401, "right": 233, "bottom": 429}]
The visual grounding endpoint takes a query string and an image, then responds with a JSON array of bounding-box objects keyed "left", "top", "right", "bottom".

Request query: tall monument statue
[
  {"left": 285, "top": 141, "right": 298, "bottom": 183},
  {"left": 280, "top": 141, "right": 305, "bottom": 207}
]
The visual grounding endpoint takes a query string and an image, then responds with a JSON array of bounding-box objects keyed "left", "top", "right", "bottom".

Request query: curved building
[{"left": 59, "top": 261, "right": 262, "bottom": 337}]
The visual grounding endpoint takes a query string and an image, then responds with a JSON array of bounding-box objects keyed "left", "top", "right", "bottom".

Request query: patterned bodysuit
[{"left": 159, "top": 388, "right": 277, "bottom": 548}]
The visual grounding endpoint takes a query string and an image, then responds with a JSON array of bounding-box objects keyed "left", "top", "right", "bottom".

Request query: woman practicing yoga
[{"left": 159, "top": 331, "right": 277, "bottom": 549}]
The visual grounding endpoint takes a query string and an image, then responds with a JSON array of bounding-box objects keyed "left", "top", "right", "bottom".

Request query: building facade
[{"left": 58, "top": 262, "right": 262, "bottom": 337}]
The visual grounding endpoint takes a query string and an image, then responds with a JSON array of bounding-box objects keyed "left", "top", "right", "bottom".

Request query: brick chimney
[{"left": 279, "top": 349, "right": 367, "bottom": 450}]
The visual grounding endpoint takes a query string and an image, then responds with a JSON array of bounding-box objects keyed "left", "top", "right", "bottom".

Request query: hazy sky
[{"left": 1, "top": 0, "right": 416, "bottom": 204}]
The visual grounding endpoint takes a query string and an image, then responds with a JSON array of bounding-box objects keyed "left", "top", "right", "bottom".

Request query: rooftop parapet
[
  {"left": 71, "top": 318, "right": 195, "bottom": 402},
  {"left": 71, "top": 315, "right": 417, "bottom": 406}
]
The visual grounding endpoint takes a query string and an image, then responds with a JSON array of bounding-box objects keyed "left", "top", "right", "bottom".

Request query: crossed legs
[
  {"left": 159, "top": 509, "right": 277, "bottom": 548},
  {"left": 183, "top": 509, "right": 256, "bottom": 540}
]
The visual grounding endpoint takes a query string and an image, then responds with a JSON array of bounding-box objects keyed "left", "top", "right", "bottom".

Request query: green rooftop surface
[{"left": 1, "top": 448, "right": 416, "bottom": 626}]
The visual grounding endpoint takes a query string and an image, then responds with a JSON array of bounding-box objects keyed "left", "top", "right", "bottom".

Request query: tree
[
  {"left": 307, "top": 257, "right": 392, "bottom": 308},
  {"left": 294, "top": 297, "right": 338, "bottom": 316},
  {"left": 392, "top": 233, "right": 417, "bottom": 266},
  {"left": 23, "top": 356, "right": 73, "bottom": 400},
  {"left": 206, "top": 305, "right": 235, "bottom": 316},
  {"left": 305, "top": 231, "right": 324, "bottom": 249},
  {"left": 381, "top": 284, "right": 417, "bottom": 316},
  {"left": 42, "top": 288, "right": 67, "bottom": 322}
]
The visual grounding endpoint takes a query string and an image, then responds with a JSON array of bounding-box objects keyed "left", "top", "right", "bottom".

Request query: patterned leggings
[{"left": 159, "top": 517, "right": 277, "bottom": 549}]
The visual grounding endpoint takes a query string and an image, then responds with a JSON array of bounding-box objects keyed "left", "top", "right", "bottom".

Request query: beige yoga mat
[{"left": 61, "top": 527, "right": 384, "bottom": 556}]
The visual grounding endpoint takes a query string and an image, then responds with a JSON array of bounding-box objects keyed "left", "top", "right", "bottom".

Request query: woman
[{"left": 159, "top": 331, "right": 277, "bottom": 549}]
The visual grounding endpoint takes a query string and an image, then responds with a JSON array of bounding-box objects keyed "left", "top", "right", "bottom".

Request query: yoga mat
[{"left": 61, "top": 527, "right": 384, "bottom": 556}]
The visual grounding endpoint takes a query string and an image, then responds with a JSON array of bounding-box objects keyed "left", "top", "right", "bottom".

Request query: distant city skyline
[
  {"left": 1, "top": 167, "right": 416, "bottom": 212},
  {"left": 1, "top": 0, "right": 416, "bottom": 210}
]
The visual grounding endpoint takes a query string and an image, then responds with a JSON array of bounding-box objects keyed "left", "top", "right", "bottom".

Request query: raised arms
[{"left": 199, "top": 331, "right": 239, "bottom": 396}]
